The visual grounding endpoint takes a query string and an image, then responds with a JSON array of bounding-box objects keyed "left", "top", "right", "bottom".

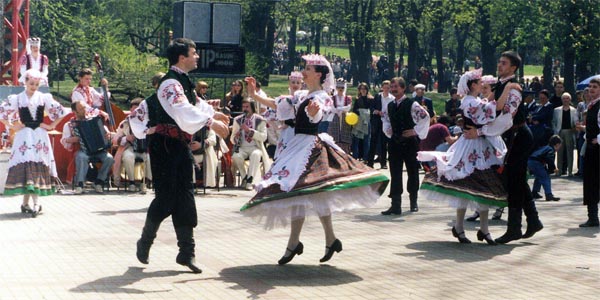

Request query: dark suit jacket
[{"left": 531, "top": 103, "right": 553, "bottom": 128}]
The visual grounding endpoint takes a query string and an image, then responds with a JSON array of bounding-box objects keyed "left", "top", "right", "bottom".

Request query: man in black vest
[
  {"left": 135, "top": 38, "right": 230, "bottom": 273},
  {"left": 578, "top": 78, "right": 600, "bottom": 227},
  {"left": 381, "top": 77, "right": 430, "bottom": 215},
  {"left": 493, "top": 51, "right": 544, "bottom": 243}
]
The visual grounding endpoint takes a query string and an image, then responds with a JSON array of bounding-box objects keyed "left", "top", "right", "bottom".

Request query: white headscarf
[
  {"left": 457, "top": 68, "right": 482, "bottom": 96},
  {"left": 302, "top": 54, "right": 335, "bottom": 93}
]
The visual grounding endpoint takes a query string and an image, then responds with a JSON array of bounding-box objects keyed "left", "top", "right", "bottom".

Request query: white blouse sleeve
[
  {"left": 42, "top": 93, "right": 69, "bottom": 121},
  {"left": 411, "top": 101, "right": 430, "bottom": 139},
  {"left": 306, "top": 92, "right": 333, "bottom": 123},
  {"left": 128, "top": 100, "right": 149, "bottom": 139},
  {"left": 461, "top": 95, "right": 497, "bottom": 125},
  {"left": 157, "top": 79, "right": 215, "bottom": 135},
  {"left": 0, "top": 95, "right": 19, "bottom": 122}
]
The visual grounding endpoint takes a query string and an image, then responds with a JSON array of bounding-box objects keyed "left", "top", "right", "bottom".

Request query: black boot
[
  {"left": 381, "top": 199, "right": 401, "bottom": 215},
  {"left": 579, "top": 203, "right": 600, "bottom": 227},
  {"left": 136, "top": 219, "right": 161, "bottom": 264},
  {"left": 495, "top": 208, "right": 523, "bottom": 244},
  {"left": 174, "top": 226, "right": 202, "bottom": 273},
  {"left": 409, "top": 195, "right": 419, "bottom": 212},
  {"left": 522, "top": 201, "right": 543, "bottom": 239}
]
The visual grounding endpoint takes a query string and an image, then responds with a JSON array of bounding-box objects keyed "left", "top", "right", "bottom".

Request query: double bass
[{"left": 93, "top": 53, "right": 126, "bottom": 132}]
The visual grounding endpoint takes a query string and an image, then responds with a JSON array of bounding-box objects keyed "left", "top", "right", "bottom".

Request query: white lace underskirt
[{"left": 241, "top": 184, "right": 381, "bottom": 230}]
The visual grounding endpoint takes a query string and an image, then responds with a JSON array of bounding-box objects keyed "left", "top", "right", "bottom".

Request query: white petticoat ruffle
[
  {"left": 420, "top": 189, "right": 495, "bottom": 211},
  {"left": 242, "top": 184, "right": 381, "bottom": 230}
]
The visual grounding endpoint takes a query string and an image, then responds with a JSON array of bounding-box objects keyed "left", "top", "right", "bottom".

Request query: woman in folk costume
[
  {"left": 0, "top": 69, "right": 69, "bottom": 217},
  {"left": 417, "top": 68, "right": 521, "bottom": 245},
  {"left": 19, "top": 37, "right": 49, "bottom": 86},
  {"left": 241, "top": 54, "right": 389, "bottom": 265},
  {"left": 326, "top": 79, "right": 353, "bottom": 153},
  {"left": 246, "top": 71, "right": 304, "bottom": 160}
]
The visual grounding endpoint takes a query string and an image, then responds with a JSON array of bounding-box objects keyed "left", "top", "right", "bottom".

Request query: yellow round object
[{"left": 345, "top": 112, "right": 359, "bottom": 125}]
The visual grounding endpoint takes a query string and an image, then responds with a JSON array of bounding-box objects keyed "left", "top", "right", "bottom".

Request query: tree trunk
[
  {"left": 542, "top": 51, "right": 553, "bottom": 91},
  {"left": 385, "top": 29, "right": 396, "bottom": 82},
  {"left": 314, "top": 23, "right": 322, "bottom": 54},
  {"left": 405, "top": 28, "right": 418, "bottom": 81},
  {"left": 286, "top": 17, "right": 298, "bottom": 74},
  {"left": 432, "top": 24, "right": 445, "bottom": 92},
  {"left": 563, "top": 44, "right": 576, "bottom": 95},
  {"left": 263, "top": 9, "right": 276, "bottom": 85},
  {"left": 455, "top": 26, "right": 468, "bottom": 72},
  {"left": 478, "top": 6, "right": 495, "bottom": 75}
]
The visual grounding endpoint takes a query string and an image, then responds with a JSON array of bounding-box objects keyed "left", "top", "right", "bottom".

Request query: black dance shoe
[
  {"left": 466, "top": 211, "right": 480, "bottom": 222},
  {"left": 522, "top": 220, "right": 544, "bottom": 239},
  {"left": 532, "top": 192, "right": 543, "bottom": 199},
  {"left": 176, "top": 254, "right": 202, "bottom": 273},
  {"left": 381, "top": 207, "right": 402, "bottom": 215},
  {"left": 278, "top": 242, "right": 303, "bottom": 265},
  {"left": 452, "top": 226, "right": 471, "bottom": 244},
  {"left": 30, "top": 205, "right": 42, "bottom": 218},
  {"left": 319, "top": 239, "right": 342, "bottom": 263},
  {"left": 579, "top": 220, "right": 600, "bottom": 228},
  {"left": 545, "top": 195, "right": 560, "bottom": 201},
  {"left": 20, "top": 204, "right": 32, "bottom": 214},
  {"left": 477, "top": 230, "right": 497, "bottom": 245}
]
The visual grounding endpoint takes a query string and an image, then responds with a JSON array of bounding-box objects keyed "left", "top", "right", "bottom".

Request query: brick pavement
[{"left": 0, "top": 169, "right": 598, "bottom": 300}]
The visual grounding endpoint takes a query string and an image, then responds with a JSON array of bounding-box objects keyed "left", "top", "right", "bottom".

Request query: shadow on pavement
[
  {"left": 398, "top": 241, "right": 531, "bottom": 263},
  {"left": 70, "top": 266, "right": 185, "bottom": 294},
  {"left": 563, "top": 227, "right": 599, "bottom": 238},
  {"left": 179, "top": 264, "right": 362, "bottom": 298},
  {"left": 93, "top": 207, "right": 148, "bottom": 216},
  {"left": 0, "top": 212, "right": 34, "bottom": 221},
  {"left": 352, "top": 214, "right": 406, "bottom": 223}
]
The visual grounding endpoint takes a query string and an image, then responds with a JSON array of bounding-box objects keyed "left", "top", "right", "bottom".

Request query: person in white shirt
[{"left": 19, "top": 37, "right": 49, "bottom": 86}]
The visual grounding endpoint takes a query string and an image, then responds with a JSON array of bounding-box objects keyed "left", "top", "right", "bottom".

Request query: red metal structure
[{"left": 0, "top": 0, "right": 29, "bottom": 85}]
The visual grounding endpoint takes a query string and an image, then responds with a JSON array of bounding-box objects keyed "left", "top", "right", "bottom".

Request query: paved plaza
[{"left": 0, "top": 168, "right": 598, "bottom": 300}]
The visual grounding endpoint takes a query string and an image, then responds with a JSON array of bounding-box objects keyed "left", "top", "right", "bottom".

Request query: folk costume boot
[
  {"left": 522, "top": 201, "right": 543, "bottom": 239},
  {"left": 174, "top": 226, "right": 202, "bottom": 273},
  {"left": 495, "top": 208, "right": 523, "bottom": 244},
  {"left": 579, "top": 203, "right": 600, "bottom": 227},
  {"left": 381, "top": 199, "right": 402, "bottom": 215},
  {"left": 136, "top": 219, "right": 161, "bottom": 264},
  {"left": 410, "top": 195, "right": 419, "bottom": 212}
]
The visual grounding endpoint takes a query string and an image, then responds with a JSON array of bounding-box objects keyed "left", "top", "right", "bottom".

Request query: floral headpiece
[
  {"left": 302, "top": 54, "right": 335, "bottom": 93},
  {"left": 457, "top": 68, "right": 482, "bottom": 96}
]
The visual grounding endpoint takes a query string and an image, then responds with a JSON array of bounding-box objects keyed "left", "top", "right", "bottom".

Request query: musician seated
[
  {"left": 112, "top": 98, "right": 151, "bottom": 192},
  {"left": 230, "top": 99, "right": 271, "bottom": 190},
  {"left": 190, "top": 128, "right": 220, "bottom": 188},
  {"left": 71, "top": 68, "right": 110, "bottom": 119},
  {"left": 61, "top": 101, "right": 114, "bottom": 194}
]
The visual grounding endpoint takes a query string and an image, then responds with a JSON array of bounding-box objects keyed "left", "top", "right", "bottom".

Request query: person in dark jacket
[{"left": 528, "top": 135, "right": 562, "bottom": 201}]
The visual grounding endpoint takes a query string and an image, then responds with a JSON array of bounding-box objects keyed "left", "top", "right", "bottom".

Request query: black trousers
[
  {"left": 367, "top": 121, "right": 389, "bottom": 166},
  {"left": 146, "top": 134, "right": 197, "bottom": 228},
  {"left": 388, "top": 136, "right": 420, "bottom": 202},
  {"left": 504, "top": 126, "right": 534, "bottom": 210},
  {"left": 583, "top": 142, "right": 599, "bottom": 206}
]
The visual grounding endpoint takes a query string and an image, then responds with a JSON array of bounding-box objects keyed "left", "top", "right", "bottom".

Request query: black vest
[
  {"left": 388, "top": 97, "right": 416, "bottom": 141},
  {"left": 146, "top": 69, "right": 197, "bottom": 127},
  {"left": 294, "top": 98, "right": 319, "bottom": 135},
  {"left": 586, "top": 101, "right": 600, "bottom": 142},
  {"left": 19, "top": 105, "right": 44, "bottom": 129}
]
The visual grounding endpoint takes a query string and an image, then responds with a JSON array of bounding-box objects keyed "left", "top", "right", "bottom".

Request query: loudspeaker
[
  {"left": 173, "top": 1, "right": 241, "bottom": 45},
  {"left": 212, "top": 3, "right": 241, "bottom": 45},
  {"left": 173, "top": 1, "right": 211, "bottom": 44}
]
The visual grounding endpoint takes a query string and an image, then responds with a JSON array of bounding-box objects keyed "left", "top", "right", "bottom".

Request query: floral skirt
[
  {"left": 420, "top": 167, "right": 507, "bottom": 210},
  {"left": 241, "top": 133, "right": 389, "bottom": 229}
]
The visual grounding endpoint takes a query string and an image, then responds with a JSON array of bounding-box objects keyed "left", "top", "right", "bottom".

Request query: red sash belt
[{"left": 155, "top": 124, "right": 191, "bottom": 143}]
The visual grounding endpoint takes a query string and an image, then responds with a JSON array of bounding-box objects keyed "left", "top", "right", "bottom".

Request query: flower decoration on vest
[
  {"left": 457, "top": 68, "right": 483, "bottom": 97},
  {"left": 301, "top": 54, "right": 335, "bottom": 93}
]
